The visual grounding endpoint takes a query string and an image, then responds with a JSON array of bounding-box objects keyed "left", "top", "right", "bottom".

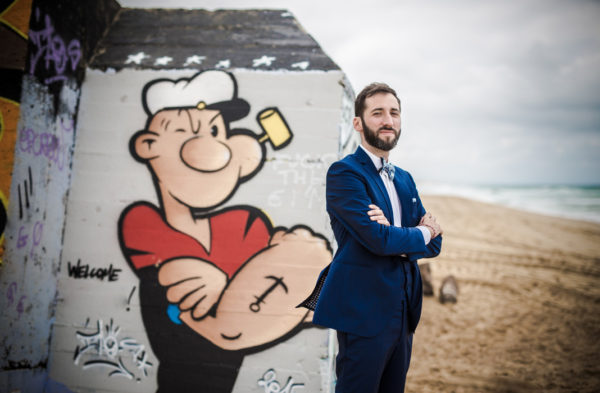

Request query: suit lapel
[{"left": 353, "top": 148, "right": 394, "bottom": 221}]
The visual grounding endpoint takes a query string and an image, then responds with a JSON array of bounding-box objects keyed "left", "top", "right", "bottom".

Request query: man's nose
[{"left": 382, "top": 112, "right": 394, "bottom": 127}]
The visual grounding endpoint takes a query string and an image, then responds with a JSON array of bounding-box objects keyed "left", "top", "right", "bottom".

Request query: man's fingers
[
  {"left": 368, "top": 205, "right": 390, "bottom": 226},
  {"left": 370, "top": 214, "right": 389, "bottom": 225}
]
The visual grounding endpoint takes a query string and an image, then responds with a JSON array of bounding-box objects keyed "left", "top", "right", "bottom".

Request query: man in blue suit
[{"left": 300, "top": 82, "right": 443, "bottom": 392}]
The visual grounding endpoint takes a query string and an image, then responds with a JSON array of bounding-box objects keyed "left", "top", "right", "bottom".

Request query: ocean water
[{"left": 419, "top": 182, "right": 600, "bottom": 224}]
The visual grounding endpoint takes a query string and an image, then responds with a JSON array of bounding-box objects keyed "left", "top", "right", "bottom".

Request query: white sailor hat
[{"left": 142, "top": 70, "right": 250, "bottom": 122}]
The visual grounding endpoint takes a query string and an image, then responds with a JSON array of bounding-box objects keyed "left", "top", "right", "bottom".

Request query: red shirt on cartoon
[{"left": 121, "top": 203, "right": 270, "bottom": 278}]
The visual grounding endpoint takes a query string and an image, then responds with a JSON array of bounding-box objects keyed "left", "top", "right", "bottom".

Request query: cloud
[{"left": 121, "top": 0, "right": 600, "bottom": 184}]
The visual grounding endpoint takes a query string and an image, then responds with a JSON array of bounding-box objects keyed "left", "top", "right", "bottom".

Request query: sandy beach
[{"left": 408, "top": 196, "right": 600, "bottom": 393}]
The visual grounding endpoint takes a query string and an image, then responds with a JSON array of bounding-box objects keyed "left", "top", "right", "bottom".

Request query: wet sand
[{"left": 408, "top": 196, "right": 600, "bottom": 393}]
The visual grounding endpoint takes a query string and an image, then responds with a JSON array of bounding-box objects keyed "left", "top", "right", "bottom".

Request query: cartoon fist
[
  {"left": 268, "top": 226, "right": 331, "bottom": 269},
  {"left": 158, "top": 258, "right": 228, "bottom": 320}
]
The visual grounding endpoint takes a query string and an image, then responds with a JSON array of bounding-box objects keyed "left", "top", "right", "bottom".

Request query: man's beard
[{"left": 361, "top": 118, "right": 401, "bottom": 151}]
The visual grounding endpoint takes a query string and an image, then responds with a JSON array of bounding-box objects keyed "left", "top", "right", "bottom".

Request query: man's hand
[
  {"left": 158, "top": 258, "right": 228, "bottom": 320},
  {"left": 368, "top": 204, "right": 390, "bottom": 226},
  {"left": 420, "top": 212, "right": 443, "bottom": 238}
]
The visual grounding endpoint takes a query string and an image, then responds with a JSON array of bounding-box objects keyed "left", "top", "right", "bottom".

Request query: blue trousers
[{"left": 335, "top": 302, "right": 413, "bottom": 393}]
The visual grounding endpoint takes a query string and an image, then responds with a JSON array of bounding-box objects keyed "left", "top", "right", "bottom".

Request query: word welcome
[{"left": 68, "top": 259, "right": 122, "bottom": 282}]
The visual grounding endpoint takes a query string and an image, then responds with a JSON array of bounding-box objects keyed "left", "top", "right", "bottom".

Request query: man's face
[
  {"left": 357, "top": 92, "right": 401, "bottom": 151},
  {"left": 134, "top": 108, "right": 263, "bottom": 209}
]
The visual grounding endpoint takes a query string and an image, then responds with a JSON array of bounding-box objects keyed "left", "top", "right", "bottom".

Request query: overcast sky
[{"left": 121, "top": 0, "right": 600, "bottom": 185}]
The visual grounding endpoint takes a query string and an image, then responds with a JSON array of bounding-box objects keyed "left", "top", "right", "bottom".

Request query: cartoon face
[{"left": 133, "top": 107, "right": 263, "bottom": 210}]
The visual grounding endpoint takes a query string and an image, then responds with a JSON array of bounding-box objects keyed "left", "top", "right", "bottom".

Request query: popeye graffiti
[{"left": 118, "top": 70, "right": 331, "bottom": 392}]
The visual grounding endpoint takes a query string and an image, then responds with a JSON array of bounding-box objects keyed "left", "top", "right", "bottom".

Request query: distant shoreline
[{"left": 419, "top": 182, "right": 600, "bottom": 224}]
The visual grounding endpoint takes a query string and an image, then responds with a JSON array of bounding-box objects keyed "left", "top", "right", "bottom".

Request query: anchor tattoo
[{"left": 249, "top": 275, "right": 288, "bottom": 313}]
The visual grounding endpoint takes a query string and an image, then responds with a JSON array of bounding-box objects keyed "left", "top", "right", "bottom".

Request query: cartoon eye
[
  {"left": 175, "top": 128, "right": 186, "bottom": 133},
  {"left": 211, "top": 125, "right": 219, "bottom": 137}
]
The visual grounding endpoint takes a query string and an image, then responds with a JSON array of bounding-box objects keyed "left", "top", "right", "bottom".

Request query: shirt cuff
[{"left": 417, "top": 225, "right": 432, "bottom": 245}]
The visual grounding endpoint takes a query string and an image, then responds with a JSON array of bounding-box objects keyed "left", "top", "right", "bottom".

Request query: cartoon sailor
[{"left": 118, "top": 70, "right": 331, "bottom": 393}]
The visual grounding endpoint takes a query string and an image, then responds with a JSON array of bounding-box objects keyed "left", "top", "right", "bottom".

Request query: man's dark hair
[{"left": 354, "top": 82, "right": 401, "bottom": 117}]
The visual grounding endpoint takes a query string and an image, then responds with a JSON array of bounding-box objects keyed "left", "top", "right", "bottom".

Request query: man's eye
[
  {"left": 211, "top": 125, "right": 218, "bottom": 137},
  {"left": 175, "top": 128, "right": 186, "bottom": 133}
]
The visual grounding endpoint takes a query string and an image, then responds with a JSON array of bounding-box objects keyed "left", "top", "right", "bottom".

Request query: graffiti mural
[
  {"left": 257, "top": 368, "right": 304, "bottom": 393},
  {"left": 117, "top": 70, "right": 332, "bottom": 392},
  {"left": 0, "top": 0, "right": 33, "bottom": 262},
  {"left": 73, "top": 318, "right": 153, "bottom": 381},
  {"left": 28, "top": 8, "right": 81, "bottom": 85}
]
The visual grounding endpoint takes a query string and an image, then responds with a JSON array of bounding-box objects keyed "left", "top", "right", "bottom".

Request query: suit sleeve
[
  {"left": 326, "top": 161, "right": 429, "bottom": 256},
  {"left": 405, "top": 172, "right": 442, "bottom": 259}
]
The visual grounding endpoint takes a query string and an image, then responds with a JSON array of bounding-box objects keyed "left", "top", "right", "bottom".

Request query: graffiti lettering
[
  {"left": 74, "top": 319, "right": 153, "bottom": 380},
  {"left": 60, "top": 116, "right": 74, "bottom": 133},
  {"left": 271, "top": 153, "right": 336, "bottom": 172},
  {"left": 67, "top": 259, "right": 122, "bottom": 282},
  {"left": 258, "top": 369, "right": 304, "bottom": 393},
  {"left": 16, "top": 221, "right": 43, "bottom": 257},
  {"left": 17, "top": 226, "right": 28, "bottom": 248},
  {"left": 269, "top": 153, "right": 336, "bottom": 209},
  {"left": 6, "top": 282, "right": 27, "bottom": 320},
  {"left": 28, "top": 10, "right": 81, "bottom": 84},
  {"left": 19, "top": 127, "right": 69, "bottom": 170}
]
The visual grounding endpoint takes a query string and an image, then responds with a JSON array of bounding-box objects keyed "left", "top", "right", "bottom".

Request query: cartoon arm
[
  {"left": 170, "top": 226, "right": 331, "bottom": 351},
  {"left": 158, "top": 258, "right": 228, "bottom": 319}
]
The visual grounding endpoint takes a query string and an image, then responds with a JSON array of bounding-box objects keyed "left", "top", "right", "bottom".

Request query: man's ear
[
  {"left": 353, "top": 116, "right": 363, "bottom": 132},
  {"left": 129, "top": 130, "right": 160, "bottom": 163}
]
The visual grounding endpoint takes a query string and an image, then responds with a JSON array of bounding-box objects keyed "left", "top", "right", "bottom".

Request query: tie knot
[{"left": 379, "top": 158, "right": 395, "bottom": 180}]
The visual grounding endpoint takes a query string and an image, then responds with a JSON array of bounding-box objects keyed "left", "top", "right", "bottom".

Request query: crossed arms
[{"left": 326, "top": 160, "right": 442, "bottom": 258}]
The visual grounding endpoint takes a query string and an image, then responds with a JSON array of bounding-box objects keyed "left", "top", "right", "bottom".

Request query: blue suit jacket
[{"left": 308, "top": 147, "right": 442, "bottom": 337}]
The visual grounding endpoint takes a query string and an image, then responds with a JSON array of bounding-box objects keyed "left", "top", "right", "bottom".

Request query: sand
[{"left": 408, "top": 196, "right": 600, "bottom": 393}]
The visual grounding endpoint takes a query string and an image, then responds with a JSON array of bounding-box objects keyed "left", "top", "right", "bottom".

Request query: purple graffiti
[
  {"left": 19, "top": 127, "right": 69, "bottom": 170},
  {"left": 6, "top": 282, "right": 17, "bottom": 306},
  {"left": 17, "top": 221, "right": 44, "bottom": 258},
  {"left": 60, "top": 117, "right": 74, "bottom": 133},
  {"left": 6, "top": 282, "right": 27, "bottom": 320},
  {"left": 29, "top": 9, "right": 81, "bottom": 84}
]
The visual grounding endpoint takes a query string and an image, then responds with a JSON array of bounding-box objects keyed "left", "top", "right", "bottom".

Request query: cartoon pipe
[{"left": 257, "top": 107, "right": 293, "bottom": 150}]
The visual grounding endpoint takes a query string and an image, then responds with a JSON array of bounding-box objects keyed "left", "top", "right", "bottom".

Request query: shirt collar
[{"left": 359, "top": 144, "right": 390, "bottom": 170}]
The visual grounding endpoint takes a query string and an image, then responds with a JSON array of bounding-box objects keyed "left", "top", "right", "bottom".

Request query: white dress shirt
[{"left": 359, "top": 144, "right": 431, "bottom": 245}]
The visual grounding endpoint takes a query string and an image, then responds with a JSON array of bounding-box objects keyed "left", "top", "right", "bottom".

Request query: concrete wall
[
  {"left": 0, "top": 3, "right": 359, "bottom": 393},
  {"left": 48, "top": 67, "right": 353, "bottom": 393},
  {"left": 0, "top": 0, "right": 33, "bottom": 263}
]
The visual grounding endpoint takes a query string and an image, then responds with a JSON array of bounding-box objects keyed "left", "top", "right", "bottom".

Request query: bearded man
[{"left": 301, "top": 82, "right": 443, "bottom": 393}]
